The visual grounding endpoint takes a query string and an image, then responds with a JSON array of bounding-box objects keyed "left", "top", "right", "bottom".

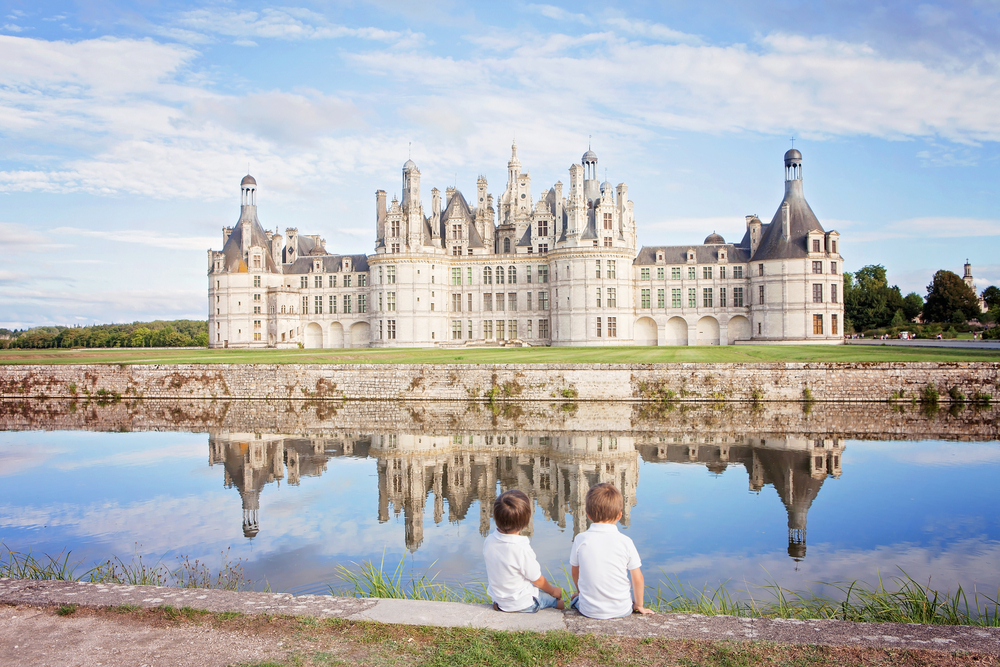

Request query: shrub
[{"left": 919, "top": 384, "right": 939, "bottom": 405}]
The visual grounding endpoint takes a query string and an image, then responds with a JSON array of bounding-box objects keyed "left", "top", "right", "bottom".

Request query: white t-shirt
[
  {"left": 483, "top": 531, "right": 542, "bottom": 612},
  {"left": 569, "top": 522, "right": 641, "bottom": 619}
]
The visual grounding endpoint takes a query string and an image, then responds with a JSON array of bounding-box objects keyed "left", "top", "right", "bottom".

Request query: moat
[{"left": 2, "top": 399, "right": 998, "bottom": 599}]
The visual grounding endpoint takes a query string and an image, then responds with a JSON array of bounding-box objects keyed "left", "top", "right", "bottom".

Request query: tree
[
  {"left": 902, "top": 292, "right": 923, "bottom": 321},
  {"left": 923, "top": 270, "right": 981, "bottom": 323},
  {"left": 843, "top": 265, "right": 905, "bottom": 331},
  {"left": 983, "top": 286, "right": 1000, "bottom": 310}
]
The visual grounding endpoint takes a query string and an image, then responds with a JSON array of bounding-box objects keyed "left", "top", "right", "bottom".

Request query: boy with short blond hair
[
  {"left": 484, "top": 489, "right": 565, "bottom": 613},
  {"left": 570, "top": 482, "right": 653, "bottom": 618}
]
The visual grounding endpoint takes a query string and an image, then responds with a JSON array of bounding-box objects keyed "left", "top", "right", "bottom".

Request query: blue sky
[{"left": 0, "top": 0, "right": 998, "bottom": 327}]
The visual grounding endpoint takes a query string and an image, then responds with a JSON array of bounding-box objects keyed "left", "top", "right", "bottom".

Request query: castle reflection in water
[{"left": 208, "top": 431, "right": 843, "bottom": 560}]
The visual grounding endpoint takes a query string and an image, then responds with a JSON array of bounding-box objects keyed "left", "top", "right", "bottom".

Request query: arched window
[
  {"left": 508, "top": 266, "right": 516, "bottom": 284},
  {"left": 496, "top": 266, "right": 505, "bottom": 285},
  {"left": 503, "top": 237, "right": 511, "bottom": 253},
  {"left": 483, "top": 266, "right": 492, "bottom": 284}
]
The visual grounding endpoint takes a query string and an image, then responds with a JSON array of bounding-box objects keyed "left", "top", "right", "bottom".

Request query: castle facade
[{"left": 208, "top": 145, "right": 844, "bottom": 347}]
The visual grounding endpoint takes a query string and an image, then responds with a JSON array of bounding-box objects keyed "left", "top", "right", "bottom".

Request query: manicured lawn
[{"left": 1, "top": 344, "right": 998, "bottom": 365}]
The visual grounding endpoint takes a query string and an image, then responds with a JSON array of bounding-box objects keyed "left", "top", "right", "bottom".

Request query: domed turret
[
  {"left": 241, "top": 174, "right": 257, "bottom": 186},
  {"left": 403, "top": 159, "right": 417, "bottom": 170},
  {"left": 704, "top": 232, "right": 725, "bottom": 245},
  {"left": 784, "top": 148, "right": 802, "bottom": 162},
  {"left": 582, "top": 148, "right": 598, "bottom": 164},
  {"left": 241, "top": 174, "right": 257, "bottom": 206},
  {"left": 784, "top": 149, "right": 802, "bottom": 181}
]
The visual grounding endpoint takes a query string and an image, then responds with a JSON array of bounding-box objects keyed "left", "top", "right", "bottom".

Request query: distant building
[
  {"left": 963, "top": 261, "right": 989, "bottom": 313},
  {"left": 208, "top": 146, "right": 845, "bottom": 347}
]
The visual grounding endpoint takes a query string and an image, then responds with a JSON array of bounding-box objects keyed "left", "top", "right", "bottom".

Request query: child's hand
[
  {"left": 633, "top": 605, "right": 654, "bottom": 615},
  {"left": 552, "top": 588, "right": 563, "bottom": 600}
]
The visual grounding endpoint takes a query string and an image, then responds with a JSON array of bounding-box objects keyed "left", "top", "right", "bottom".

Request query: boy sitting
[
  {"left": 484, "top": 489, "right": 565, "bottom": 613},
  {"left": 570, "top": 482, "right": 654, "bottom": 618}
]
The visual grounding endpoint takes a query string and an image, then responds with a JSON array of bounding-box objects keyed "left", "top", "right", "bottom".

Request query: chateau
[{"left": 208, "top": 145, "right": 844, "bottom": 347}]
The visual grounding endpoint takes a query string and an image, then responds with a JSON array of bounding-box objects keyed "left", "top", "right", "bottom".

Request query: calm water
[{"left": 2, "top": 402, "right": 999, "bottom": 598}]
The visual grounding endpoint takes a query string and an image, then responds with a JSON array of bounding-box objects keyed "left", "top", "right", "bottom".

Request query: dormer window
[
  {"left": 656, "top": 252, "right": 664, "bottom": 263},
  {"left": 314, "top": 260, "right": 322, "bottom": 272},
  {"left": 687, "top": 250, "right": 695, "bottom": 262},
  {"left": 719, "top": 251, "right": 726, "bottom": 261},
  {"left": 811, "top": 238, "right": 821, "bottom": 253},
  {"left": 343, "top": 258, "right": 352, "bottom": 272}
]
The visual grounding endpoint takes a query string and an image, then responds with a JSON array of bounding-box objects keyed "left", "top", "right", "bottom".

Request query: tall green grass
[{"left": 332, "top": 550, "right": 489, "bottom": 604}]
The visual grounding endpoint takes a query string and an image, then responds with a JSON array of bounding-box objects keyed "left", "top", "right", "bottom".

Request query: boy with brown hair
[
  {"left": 570, "top": 482, "right": 654, "bottom": 618},
  {"left": 484, "top": 489, "right": 565, "bottom": 613}
]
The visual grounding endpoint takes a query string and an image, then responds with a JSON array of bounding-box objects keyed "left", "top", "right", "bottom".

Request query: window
[
  {"left": 387, "top": 266, "right": 396, "bottom": 284},
  {"left": 641, "top": 267, "right": 650, "bottom": 280},
  {"left": 539, "top": 319, "right": 549, "bottom": 337},
  {"left": 603, "top": 212, "right": 613, "bottom": 230},
  {"left": 703, "top": 288, "right": 713, "bottom": 307},
  {"left": 831, "top": 262, "right": 837, "bottom": 274},
  {"left": 813, "top": 284, "right": 823, "bottom": 303},
  {"left": 508, "top": 293, "right": 517, "bottom": 311},
  {"left": 758, "top": 285, "right": 765, "bottom": 304},
  {"left": 733, "top": 287, "right": 744, "bottom": 307},
  {"left": 302, "top": 296, "right": 309, "bottom": 313},
  {"left": 253, "top": 275, "right": 261, "bottom": 288},
  {"left": 359, "top": 294, "right": 367, "bottom": 313},
  {"left": 832, "top": 314, "right": 839, "bottom": 335},
  {"left": 254, "top": 319, "right": 261, "bottom": 329},
  {"left": 484, "top": 294, "right": 493, "bottom": 311},
  {"left": 831, "top": 284, "right": 838, "bottom": 303},
  {"left": 508, "top": 266, "right": 517, "bottom": 283},
  {"left": 496, "top": 266, "right": 505, "bottom": 284},
  {"left": 608, "top": 288, "right": 616, "bottom": 307},
  {"left": 758, "top": 263, "right": 764, "bottom": 276},
  {"left": 313, "top": 275, "right": 321, "bottom": 288},
  {"left": 452, "top": 320, "right": 463, "bottom": 340},
  {"left": 253, "top": 256, "right": 261, "bottom": 269},
  {"left": 469, "top": 320, "right": 473, "bottom": 339},
  {"left": 497, "top": 320, "right": 505, "bottom": 340},
  {"left": 595, "top": 260, "right": 601, "bottom": 278},
  {"left": 813, "top": 261, "right": 823, "bottom": 274},
  {"left": 452, "top": 293, "right": 462, "bottom": 312},
  {"left": 359, "top": 275, "right": 367, "bottom": 287},
  {"left": 526, "top": 319, "right": 532, "bottom": 337},
  {"left": 688, "top": 266, "right": 696, "bottom": 280},
  {"left": 813, "top": 314, "right": 824, "bottom": 335},
  {"left": 812, "top": 239, "right": 821, "bottom": 252},
  {"left": 344, "top": 294, "right": 353, "bottom": 313},
  {"left": 378, "top": 293, "right": 382, "bottom": 310},
  {"left": 526, "top": 266, "right": 532, "bottom": 283},
  {"left": 657, "top": 267, "right": 665, "bottom": 280},
  {"left": 451, "top": 223, "right": 462, "bottom": 240},
  {"left": 604, "top": 237, "right": 612, "bottom": 247},
  {"left": 390, "top": 219, "right": 400, "bottom": 236},
  {"left": 315, "top": 296, "right": 323, "bottom": 314},
  {"left": 657, "top": 288, "right": 665, "bottom": 308},
  {"left": 300, "top": 276, "right": 308, "bottom": 288},
  {"left": 538, "top": 220, "right": 548, "bottom": 237},
  {"left": 608, "top": 317, "right": 617, "bottom": 337},
  {"left": 387, "top": 320, "right": 396, "bottom": 340},
  {"left": 329, "top": 275, "right": 336, "bottom": 288},
  {"left": 391, "top": 243, "right": 400, "bottom": 253},
  {"left": 253, "top": 332, "right": 261, "bottom": 341},
  {"left": 539, "top": 291, "right": 549, "bottom": 310},
  {"left": 538, "top": 265, "right": 549, "bottom": 283},
  {"left": 538, "top": 243, "right": 548, "bottom": 253},
  {"left": 253, "top": 306, "right": 260, "bottom": 314},
  {"left": 672, "top": 288, "right": 681, "bottom": 308},
  {"left": 484, "top": 320, "right": 494, "bottom": 338},
  {"left": 596, "top": 317, "right": 602, "bottom": 337},
  {"left": 503, "top": 237, "right": 511, "bottom": 253},
  {"left": 641, "top": 288, "right": 650, "bottom": 308},
  {"left": 733, "top": 265, "right": 744, "bottom": 279},
  {"left": 508, "top": 320, "right": 517, "bottom": 339},
  {"left": 596, "top": 287, "right": 602, "bottom": 307},
  {"left": 344, "top": 275, "right": 352, "bottom": 288},
  {"left": 484, "top": 266, "right": 492, "bottom": 284},
  {"left": 608, "top": 261, "right": 616, "bottom": 279},
  {"left": 526, "top": 292, "right": 532, "bottom": 310},
  {"left": 720, "top": 287, "right": 727, "bottom": 307},
  {"left": 719, "top": 266, "right": 726, "bottom": 279},
  {"left": 468, "top": 293, "right": 473, "bottom": 311},
  {"left": 387, "top": 292, "right": 396, "bottom": 311},
  {"left": 496, "top": 292, "right": 505, "bottom": 311},
  {"left": 451, "top": 268, "right": 461, "bottom": 285},
  {"left": 687, "top": 288, "right": 696, "bottom": 308},
  {"left": 672, "top": 267, "right": 681, "bottom": 280},
  {"left": 832, "top": 240, "right": 837, "bottom": 254},
  {"left": 703, "top": 266, "right": 713, "bottom": 279}
]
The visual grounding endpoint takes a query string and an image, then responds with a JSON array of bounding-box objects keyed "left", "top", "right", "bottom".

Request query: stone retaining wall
[
  {"left": 2, "top": 398, "right": 997, "bottom": 441},
  {"left": 1, "top": 363, "right": 997, "bottom": 403}
]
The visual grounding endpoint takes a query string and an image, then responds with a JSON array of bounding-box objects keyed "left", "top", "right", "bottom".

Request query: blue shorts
[
  {"left": 570, "top": 595, "right": 633, "bottom": 619},
  {"left": 501, "top": 590, "right": 561, "bottom": 613}
]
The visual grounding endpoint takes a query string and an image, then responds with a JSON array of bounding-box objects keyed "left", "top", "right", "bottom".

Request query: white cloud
[
  {"left": 605, "top": 17, "right": 701, "bottom": 45},
  {"left": 525, "top": 4, "right": 590, "bottom": 24},
  {"left": 840, "top": 216, "right": 1000, "bottom": 242},
  {"left": 51, "top": 227, "right": 218, "bottom": 250}
]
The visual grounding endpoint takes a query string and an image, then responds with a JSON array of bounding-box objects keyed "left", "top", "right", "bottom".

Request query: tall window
[
  {"left": 496, "top": 292, "right": 505, "bottom": 311},
  {"left": 703, "top": 288, "right": 713, "bottom": 307},
  {"left": 302, "top": 296, "right": 308, "bottom": 313},
  {"left": 719, "top": 266, "right": 726, "bottom": 279},
  {"left": 387, "top": 292, "right": 396, "bottom": 311},
  {"left": 329, "top": 275, "right": 337, "bottom": 288},
  {"left": 391, "top": 243, "right": 400, "bottom": 253},
  {"left": 451, "top": 268, "right": 461, "bottom": 285},
  {"left": 657, "top": 288, "right": 665, "bottom": 308},
  {"left": 508, "top": 293, "right": 517, "bottom": 311},
  {"left": 672, "top": 267, "right": 681, "bottom": 280},
  {"left": 526, "top": 266, "right": 532, "bottom": 283},
  {"left": 313, "top": 275, "right": 321, "bottom": 288},
  {"left": 832, "top": 314, "right": 839, "bottom": 335},
  {"left": 703, "top": 266, "right": 713, "bottom": 279},
  {"left": 812, "top": 239, "right": 821, "bottom": 252},
  {"left": 539, "top": 319, "right": 549, "bottom": 338},
  {"left": 813, "top": 284, "right": 823, "bottom": 303},
  {"left": 830, "top": 284, "right": 838, "bottom": 303},
  {"left": 604, "top": 237, "right": 613, "bottom": 247},
  {"left": 595, "top": 260, "right": 602, "bottom": 278},
  {"left": 672, "top": 288, "right": 681, "bottom": 308},
  {"left": 688, "top": 266, "right": 696, "bottom": 279},
  {"left": 452, "top": 320, "right": 462, "bottom": 339},
  {"left": 830, "top": 262, "right": 837, "bottom": 274},
  {"left": 329, "top": 295, "right": 337, "bottom": 313},
  {"left": 497, "top": 320, "right": 505, "bottom": 340},
  {"left": 603, "top": 212, "right": 613, "bottom": 230},
  {"left": 758, "top": 285, "right": 765, "bottom": 304},
  {"left": 508, "top": 320, "right": 517, "bottom": 339},
  {"left": 539, "top": 291, "right": 549, "bottom": 310},
  {"left": 733, "top": 287, "right": 744, "bottom": 307},
  {"left": 657, "top": 267, "right": 665, "bottom": 280},
  {"left": 315, "top": 296, "right": 323, "bottom": 314},
  {"left": 641, "top": 288, "right": 650, "bottom": 308},
  {"left": 344, "top": 275, "right": 352, "bottom": 288},
  {"left": 812, "top": 261, "right": 823, "bottom": 274},
  {"left": 503, "top": 238, "right": 511, "bottom": 253},
  {"left": 468, "top": 293, "right": 473, "bottom": 311},
  {"left": 344, "top": 295, "right": 352, "bottom": 313},
  {"left": 484, "top": 293, "right": 493, "bottom": 311},
  {"left": 387, "top": 266, "right": 396, "bottom": 284},
  {"left": 641, "top": 268, "right": 650, "bottom": 280},
  {"left": 608, "top": 317, "right": 617, "bottom": 337},
  {"left": 508, "top": 266, "right": 517, "bottom": 283},
  {"left": 300, "top": 276, "right": 308, "bottom": 288},
  {"left": 758, "top": 263, "right": 764, "bottom": 276},
  {"left": 538, "top": 220, "right": 548, "bottom": 237},
  {"left": 495, "top": 266, "right": 504, "bottom": 284},
  {"left": 484, "top": 320, "right": 493, "bottom": 338},
  {"left": 720, "top": 287, "right": 727, "bottom": 307},
  {"left": 253, "top": 275, "right": 261, "bottom": 288},
  {"left": 596, "top": 287, "right": 602, "bottom": 307},
  {"left": 687, "top": 288, "right": 696, "bottom": 308},
  {"left": 538, "top": 243, "right": 548, "bottom": 253},
  {"left": 733, "top": 266, "right": 743, "bottom": 279},
  {"left": 390, "top": 220, "right": 400, "bottom": 236},
  {"left": 359, "top": 294, "right": 367, "bottom": 313},
  {"left": 359, "top": 275, "right": 367, "bottom": 287},
  {"left": 526, "top": 292, "right": 532, "bottom": 310},
  {"left": 452, "top": 246, "right": 462, "bottom": 256},
  {"left": 387, "top": 320, "right": 396, "bottom": 340},
  {"left": 451, "top": 223, "right": 462, "bottom": 240},
  {"left": 484, "top": 266, "right": 492, "bottom": 284},
  {"left": 452, "top": 293, "right": 462, "bottom": 312},
  {"left": 607, "top": 288, "right": 616, "bottom": 307},
  {"left": 608, "top": 261, "right": 616, "bottom": 279},
  {"left": 538, "top": 265, "right": 549, "bottom": 283},
  {"left": 596, "top": 317, "right": 602, "bottom": 337},
  {"left": 813, "top": 314, "right": 824, "bottom": 335}
]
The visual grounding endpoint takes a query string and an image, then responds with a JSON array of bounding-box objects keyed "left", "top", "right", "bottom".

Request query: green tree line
[{"left": 0, "top": 320, "right": 208, "bottom": 349}]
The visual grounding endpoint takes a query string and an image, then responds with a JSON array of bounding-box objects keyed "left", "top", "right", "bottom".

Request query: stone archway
[
  {"left": 727, "top": 315, "right": 751, "bottom": 345},
  {"left": 329, "top": 322, "right": 344, "bottom": 348},
  {"left": 304, "top": 322, "right": 323, "bottom": 349},
  {"left": 697, "top": 316, "right": 720, "bottom": 346},
  {"left": 350, "top": 321, "right": 371, "bottom": 348},
  {"left": 664, "top": 317, "right": 688, "bottom": 346},
  {"left": 634, "top": 317, "right": 658, "bottom": 346}
]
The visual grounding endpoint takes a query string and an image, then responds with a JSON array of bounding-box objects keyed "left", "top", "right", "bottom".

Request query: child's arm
[
  {"left": 571, "top": 565, "right": 580, "bottom": 598},
  {"left": 530, "top": 575, "right": 563, "bottom": 600},
  {"left": 629, "top": 568, "right": 654, "bottom": 614}
]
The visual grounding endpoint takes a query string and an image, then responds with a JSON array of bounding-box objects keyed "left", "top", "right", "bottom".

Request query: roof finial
[
  {"left": 408, "top": 142, "right": 411, "bottom": 159},
  {"left": 790, "top": 136, "right": 795, "bottom": 148},
  {"left": 589, "top": 134, "right": 591, "bottom": 150}
]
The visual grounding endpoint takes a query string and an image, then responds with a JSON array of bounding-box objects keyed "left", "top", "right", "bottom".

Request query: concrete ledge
[{"left": 3, "top": 579, "right": 998, "bottom": 654}]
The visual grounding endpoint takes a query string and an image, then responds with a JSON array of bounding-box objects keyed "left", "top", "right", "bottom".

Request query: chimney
[
  {"left": 376, "top": 190, "right": 387, "bottom": 241},
  {"left": 432, "top": 188, "right": 441, "bottom": 219},
  {"left": 747, "top": 215, "right": 762, "bottom": 256},
  {"left": 445, "top": 186, "right": 455, "bottom": 206},
  {"left": 223, "top": 226, "right": 233, "bottom": 244}
]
